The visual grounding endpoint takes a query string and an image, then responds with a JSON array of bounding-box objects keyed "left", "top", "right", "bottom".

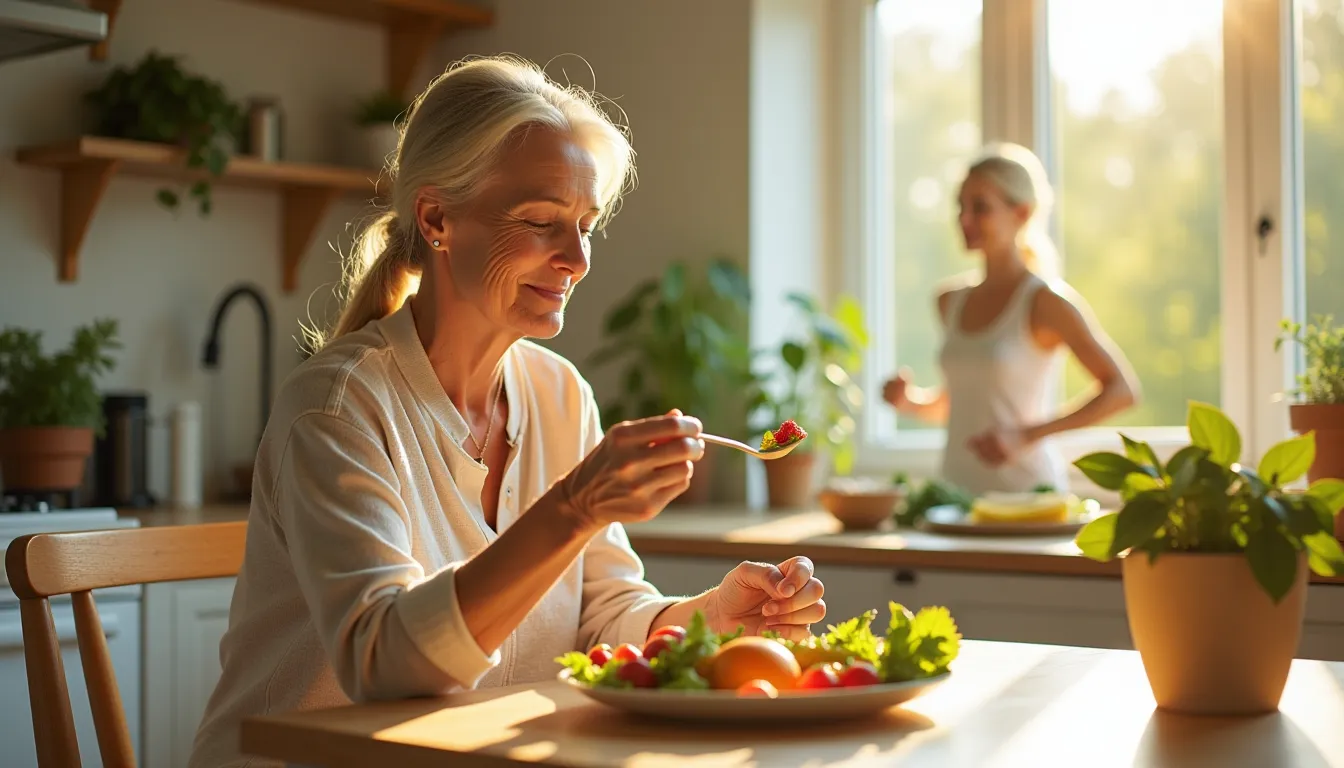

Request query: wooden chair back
[{"left": 5, "top": 521, "right": 247, "bottom": 768}]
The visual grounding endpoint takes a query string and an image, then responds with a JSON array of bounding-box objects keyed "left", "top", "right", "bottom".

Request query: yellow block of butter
[{"left": 969, "top": 492, "right": 1072, "bottom": 525}]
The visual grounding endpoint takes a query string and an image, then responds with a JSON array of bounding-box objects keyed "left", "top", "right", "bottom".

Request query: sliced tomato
[
  {"left": 615, "top": 656, "right": 657, "bottom": 688},
  {"left": 736, "top": 679, "right": 779, "bottom": 698},
  {"left": 611, "top": 643, "right": 643, "bottom": 664},
  {"left": 588, "top": 644, "right": 613, "bottom": 667},
  {"left": 796, "top": 663, "right": 842, "bottom": 690},
  {"left": 838, "top": 661, "right": 881, "bottom": 687}
]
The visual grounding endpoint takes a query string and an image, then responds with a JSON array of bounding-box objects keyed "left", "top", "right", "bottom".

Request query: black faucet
[{"left": 202, "top": 282, "right": 273, "bottom": 445}]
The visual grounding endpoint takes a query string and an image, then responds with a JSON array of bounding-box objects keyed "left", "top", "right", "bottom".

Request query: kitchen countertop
[
  {"left": 117, "top": 503, "right": 1344, "bottom": 586},
  {"left": 623, "top": 506, "right": 1344, "bottom": 586},
  {"left": 238, "top": 640, "right": 1344, "bottom": 767}
]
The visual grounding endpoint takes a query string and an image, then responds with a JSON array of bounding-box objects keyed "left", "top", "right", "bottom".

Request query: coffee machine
[{"left": 92, "top": 392, "right": 154, "bottom": 507}]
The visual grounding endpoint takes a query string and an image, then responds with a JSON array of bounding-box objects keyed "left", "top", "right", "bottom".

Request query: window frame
[{"left": 843, "top": 0, "right": 1301, "bottom": 484}]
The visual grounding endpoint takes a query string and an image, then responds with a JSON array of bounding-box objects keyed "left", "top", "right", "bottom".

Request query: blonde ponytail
[
  {"left": 305, "top": 55, "right": 635, "bottom": 352},
  {"left": 967, "top": 142, "right": 1060, "bottom": 282}
]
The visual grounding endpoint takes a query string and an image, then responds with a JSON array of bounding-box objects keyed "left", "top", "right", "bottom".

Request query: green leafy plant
[
  {"left": 588, "top": 258, "right": 756, "bottom": 430},
  {"left": 1276, "top": 314, "right": 1344, "bottom": 404},
  {"left": 1073, "top": 400, "right": 1344, "bottom": 603},
  {"left": 750, "top": 293, "right": 868, "bottom": 475},
  {"left": 85, "top": 50, "right": 244, "bottom": 215},
  {"left": 353, "top": 90, "right": 410, "bottom": 127},
  {"left": 0, "top": 320, "right": 121, "bottom": 436}
]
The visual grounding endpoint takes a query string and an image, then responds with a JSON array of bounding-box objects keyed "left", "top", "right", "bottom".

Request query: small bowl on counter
[{"left": 817, "top": 478, "right": 905, "bottom": 531}]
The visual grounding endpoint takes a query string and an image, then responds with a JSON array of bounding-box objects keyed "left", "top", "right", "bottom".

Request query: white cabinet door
[{"left": 142, "top": 577, "right": 236, "bottom": 768}]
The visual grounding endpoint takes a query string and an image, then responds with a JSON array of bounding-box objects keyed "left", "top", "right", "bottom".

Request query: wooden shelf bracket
[
  {"left": 387, "top": 15, "right": 447, "bottom": 100},
  {"left": 58, "top": 159, "right": 119, "bottom": 282},
  {"left": 280, "top": 185, "right": 341, "bottom": 292},
  {"left": 87, "top": 0, "right": 123, "bottom": 62}
]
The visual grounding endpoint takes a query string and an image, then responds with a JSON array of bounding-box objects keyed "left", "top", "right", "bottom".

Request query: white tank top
[{"left": 937, "top": 272, "right": 1069, "bottom": 496}]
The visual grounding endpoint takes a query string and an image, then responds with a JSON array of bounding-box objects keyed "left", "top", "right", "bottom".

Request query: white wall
[
  {"left": 435, "top": 0, "right": 755, "bottom": 501},
  {"left": 0, "top": 0, "right": 381, "bottom": 502}
]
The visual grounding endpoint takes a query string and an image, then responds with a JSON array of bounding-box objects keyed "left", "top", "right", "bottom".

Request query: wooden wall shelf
[
  {"left": 15, "top": 137, "right": 383, "bottom": 293},
  {"left": 87, "top": 0, "right": 494, "bottom": 98}
]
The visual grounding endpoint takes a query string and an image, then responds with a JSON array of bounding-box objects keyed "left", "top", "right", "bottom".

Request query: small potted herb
[
  {"left": 1073, "top": 401, "right": 1344, "bottom": 715},
  {"left": 85, "top": 50, "right": 243, "bottom": 215},
  {"left": 352, "top": 89, "right": 409, "bottom": 169},
  {"left": 750, "top": 293, "right": 867, "bottom": 509},
  {"left": 1277, "top": 314, "right": 1344, "bottom": 539},
  {"left": 0, "top": 320, "right": 121, "bottom": 491}
]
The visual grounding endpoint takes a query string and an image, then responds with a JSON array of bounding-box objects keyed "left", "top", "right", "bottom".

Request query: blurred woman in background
[{"left": 882, "top": 142, "right": 1140, "bottom": 495}]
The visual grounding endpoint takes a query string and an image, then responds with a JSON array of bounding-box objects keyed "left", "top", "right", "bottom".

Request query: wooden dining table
[{"left": 240, "top": 640, "right": 1344, "bottom": 767}]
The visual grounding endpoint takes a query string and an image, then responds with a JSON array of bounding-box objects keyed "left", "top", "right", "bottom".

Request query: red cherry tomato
[
  {"left": 612, "top": 643, "right": 643, "bottom": 664},
  {"left": 642, "top": 635, "right": 674, "bottom": 661},
  {"left": 797, "top": 663, "right": 842, "bottom": 690},
  {"left": 838, "top": 661, "right": 881, "bottom": 687},
  {"left": 588, "top": 644, "right": 613, "bottom": 666},
  {"left": 615, "top": 656, "right": 657, "bottom": 688},
  {"left": 736, "top": 679, "right": 779, "bottom": 698},
  {"left": 651, "top": 625, "right": 688, "bottom": 642}
]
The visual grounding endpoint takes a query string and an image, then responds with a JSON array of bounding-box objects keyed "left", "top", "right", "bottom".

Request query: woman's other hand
[
  {"left": 556, "top": 409, "right": 703, "bottom": 529},
  {"left": 705, "top": 557, "right": 825, "bottom": 642},
  {"left": 967, "top": 426, "right": 1028, "bottom": 467},
  {"left": 881, "top": 368, "right": 913, "bottom": 411}
]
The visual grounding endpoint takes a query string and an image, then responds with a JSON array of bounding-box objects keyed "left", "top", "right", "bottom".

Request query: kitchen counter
[
  {"left": 123, "top": 504, "right": 250, "bottom": 528},
  {"left": 238, "top": 640, "right": 1344, "bottom": 767},
  {"left": 624, "top": 506, "right": 1344, "bottom": 586}
]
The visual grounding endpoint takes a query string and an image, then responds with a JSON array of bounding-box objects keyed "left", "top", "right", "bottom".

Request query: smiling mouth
[{"left": 526, "top": 285, "right": 567, "bottom": 302}]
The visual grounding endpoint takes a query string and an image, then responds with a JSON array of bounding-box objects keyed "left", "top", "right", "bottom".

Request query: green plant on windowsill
[
  {"left": 1276, "top": 314, "right": 1344, "bottom": 404},
  {"left": 588, "top": 257, "right": 756, "bottom": 431},
  {"left": 85, "top": 50, "right": 244, "bottom": 216},
  {"left": 1072, "top": 401, "right": 1344, "bottom": 603},
  {"left": 749, "top": 292, "right": 868, "bottom": 476}
]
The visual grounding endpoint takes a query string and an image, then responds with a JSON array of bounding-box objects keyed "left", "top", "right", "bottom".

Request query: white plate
[
  {"left": 560, "top": 671, "right": 950, "bottom": 723},
  {"left": 917, "top": 503, "right": 1101, "bottom": 536}
]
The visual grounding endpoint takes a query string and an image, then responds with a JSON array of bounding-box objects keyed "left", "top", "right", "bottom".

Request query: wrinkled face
[
  {"left": 956, "top": 172, "right": 1030, "bottom": 255},
  {"left": 444, "top": 127, "right": 601, "bottom": 339}
]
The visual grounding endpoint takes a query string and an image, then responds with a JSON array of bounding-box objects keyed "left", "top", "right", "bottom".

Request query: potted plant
[
  {"left": 1073, "top": 401, "right": 1344, "bottom": 715},
  {"left": 588, "top": 258, "right": 755, "bottom": 505},
  {"left": 352, "top": 89, "right": 409, "bottom": 170},
  {"left": 750, "top": 293, "right": 867, "bottom": 509},
  {"left": 0, "top": 320, "right": 121, "bottom": 492},
  {"left": 85, "top": 50, "right": 244, "bottom": 216},
  {"left": 1277, "top": 315, "right": 1344, "bottom": 539}
]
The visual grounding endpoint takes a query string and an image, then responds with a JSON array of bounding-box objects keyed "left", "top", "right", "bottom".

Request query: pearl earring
[{"left": 432, "top": 239, "right": 441, "bottom": 248}]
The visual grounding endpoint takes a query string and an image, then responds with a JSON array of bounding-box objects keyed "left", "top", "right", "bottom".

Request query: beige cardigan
[{"left": 189, "top": 302, "right": 680, "bottom": 768}]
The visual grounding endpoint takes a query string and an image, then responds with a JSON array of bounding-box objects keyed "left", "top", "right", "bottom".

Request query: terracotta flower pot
[
  {"left": 1290, "top": 403, "right": 1344, "bottom": 539},
  {"left": 1123, "top": 552, "right": 1308, "bottom": 715},
  {"left": 0, "top": 426, "right": 95, "bottom": 491},
  {"left": 764, "top": 450, "right": 817, "bottom": 509}
]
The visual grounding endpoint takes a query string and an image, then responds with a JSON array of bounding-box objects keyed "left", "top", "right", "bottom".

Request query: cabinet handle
[
  {"left": 0, "top": 613, "right": 121, "bottom": 651},
  {"left": 893, "top": 570, "right": 918, "bottom": 585}
]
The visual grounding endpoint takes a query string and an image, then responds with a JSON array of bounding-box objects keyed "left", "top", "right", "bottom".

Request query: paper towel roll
[{"left": 171, "top": 401, "right": 202, "bottom": 508}]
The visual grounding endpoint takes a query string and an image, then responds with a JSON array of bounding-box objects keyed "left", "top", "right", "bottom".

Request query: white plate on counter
[{"left": 917, "top": 502, "right": 1103, "bottom": 536}]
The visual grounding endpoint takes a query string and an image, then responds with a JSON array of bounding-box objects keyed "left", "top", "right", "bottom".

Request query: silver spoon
[{"left": 700, "top": 432, "right": 807, "bottom": 460}]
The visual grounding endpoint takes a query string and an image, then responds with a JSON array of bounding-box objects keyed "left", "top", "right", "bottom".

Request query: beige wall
[{"left": 0, "top": 0, "right": 379, "bottom": 502}]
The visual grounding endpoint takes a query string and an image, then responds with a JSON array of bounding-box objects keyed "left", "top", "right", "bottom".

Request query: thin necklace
[{"left": 466, "top": 372, "right": 505, "bottom": 461}]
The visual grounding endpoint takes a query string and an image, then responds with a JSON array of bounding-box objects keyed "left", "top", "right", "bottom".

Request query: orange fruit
[
  {"left": 737, "top": 679, "right": 779, "bottom": 698},
  {"left": 706, "top": 636, "right": 802, "bottom": 691}
]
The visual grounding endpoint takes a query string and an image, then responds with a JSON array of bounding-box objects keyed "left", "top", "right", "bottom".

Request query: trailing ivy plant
[
  {"left": 1073, "top": 401, "right": 1344, "bottom": 603},
  {"left": 86, "top": 50, "right": 244, "bottom": 215},
  {"left": 1276, "top": 314, "right": 1344, "bottom": 404},
  {"left": 0, "top": 320, "right": 121, "bottom": 436}
]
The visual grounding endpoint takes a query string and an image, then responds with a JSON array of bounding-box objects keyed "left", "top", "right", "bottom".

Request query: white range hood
[{"left": 0, "top": 0, "right": 106, "bottom": 64}]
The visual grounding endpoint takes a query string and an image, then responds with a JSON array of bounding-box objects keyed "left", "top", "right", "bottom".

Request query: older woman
[{"left": 188, "top": 56, "right": 826, "bottom": 768}]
